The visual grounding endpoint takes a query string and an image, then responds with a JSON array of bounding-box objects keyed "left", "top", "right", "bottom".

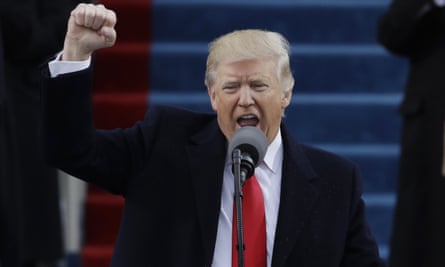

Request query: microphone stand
[{"left": 233, "top": 148, "right": 246, "bottom": 267}]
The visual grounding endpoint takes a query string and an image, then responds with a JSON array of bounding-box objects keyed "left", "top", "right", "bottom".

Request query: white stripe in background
[
  {"left": 151, "top": 43, "right": 391, "bottom": 56},
  {"left": 149, "top": 92, "right": 402, "bottom": 106},
  {"left": 153, "top": 0, "right": 390, "bottom": 7},
  {"left": 363, "top": 193, "right": 396, "bottom": 207},
  {"left": 311, "top": 144, "right": 399, "bottom": 156}
]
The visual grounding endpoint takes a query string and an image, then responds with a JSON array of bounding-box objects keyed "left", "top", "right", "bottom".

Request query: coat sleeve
[{"left": 42, "top": 66, "right": 157, "bottom": 196}]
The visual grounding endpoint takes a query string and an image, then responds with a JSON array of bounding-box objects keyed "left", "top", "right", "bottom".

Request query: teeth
[{"left": 240, "top": 114, "right": 256, "bottom": 119}]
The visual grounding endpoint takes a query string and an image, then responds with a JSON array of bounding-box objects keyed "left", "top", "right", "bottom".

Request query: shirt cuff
[
  {"left": 434, "top": 0, "right": 445, "bottom": 7},
  {"left": 48, "top": 52, "right": 91, "bottom": 78}
]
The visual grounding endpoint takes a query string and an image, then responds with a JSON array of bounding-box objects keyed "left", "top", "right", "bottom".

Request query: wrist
[
  {"left": 61, "top": 48, "right": 91, "bottom": 61},
  {"left": 62, "top": 39, "right": 91, "bottom": 61}
]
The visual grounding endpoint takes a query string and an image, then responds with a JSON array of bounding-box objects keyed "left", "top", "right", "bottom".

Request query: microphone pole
[{"left": 233, "top": 148, "right": 245, "bottom": 267}]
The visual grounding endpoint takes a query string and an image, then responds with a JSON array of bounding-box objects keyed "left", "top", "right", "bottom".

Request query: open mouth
[{"left": 237, "top": 114, "right": 259, "bottom": 127}]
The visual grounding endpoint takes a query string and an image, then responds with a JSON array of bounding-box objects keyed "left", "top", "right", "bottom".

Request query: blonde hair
[{"left": 204, "top": 29, "right": 295, "bottom": 92}]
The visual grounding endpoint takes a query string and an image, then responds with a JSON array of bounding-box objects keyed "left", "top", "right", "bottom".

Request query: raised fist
[{"left": 62, "top": 3, "right": 117, "bottom": 61}]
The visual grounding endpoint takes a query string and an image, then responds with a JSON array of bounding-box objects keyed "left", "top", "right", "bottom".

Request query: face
[{"left": 208, "top": 58, "right": 292, "bottom": 144}]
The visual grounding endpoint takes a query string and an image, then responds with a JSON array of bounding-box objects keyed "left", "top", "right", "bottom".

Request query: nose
[{"left": 238, "top": 86, "right": 254, "bottom": 107}]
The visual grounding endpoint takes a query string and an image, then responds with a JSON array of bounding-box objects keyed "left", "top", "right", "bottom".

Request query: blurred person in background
[
  {"left": 378, "top": 0, "right": 445, "bottom": 266},
  {"left": 0, "top": 0, "right": 86, "bottom": 266}
]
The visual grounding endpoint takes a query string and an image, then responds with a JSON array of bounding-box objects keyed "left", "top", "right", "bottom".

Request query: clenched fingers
[{"left": 71, "top": 3, "right": 116, "bottom": 31}]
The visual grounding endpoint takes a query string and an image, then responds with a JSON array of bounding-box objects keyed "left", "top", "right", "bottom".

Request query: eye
[
  {"left": 251, "top": 83, "right": 268, "bottom": 91},
  {"left": 222, "top": 83, "right": 239, "bottom": 92}
]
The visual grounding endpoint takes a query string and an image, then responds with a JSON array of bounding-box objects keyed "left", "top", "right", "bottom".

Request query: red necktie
[{"left": 232, "top": 175, "right": 267, "bottom": 267}]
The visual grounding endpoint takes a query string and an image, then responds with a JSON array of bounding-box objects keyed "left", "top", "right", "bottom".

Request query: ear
[
  {"left": 208, "top": 87, "right": 217, "bottom": 111},
  {"left": 281, "top": 88, "right": 293, "bottom": 108}
]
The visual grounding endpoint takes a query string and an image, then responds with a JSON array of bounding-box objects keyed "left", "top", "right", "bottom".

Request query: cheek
[
  {"left": 266, "top": 93, "right": 284, "bottom": 109},
  {"left": 263, "top": 98, "right": 285, "bottom": 120},
  {"left": 216, "top": 94, "right": 238, "bottom": 110}
]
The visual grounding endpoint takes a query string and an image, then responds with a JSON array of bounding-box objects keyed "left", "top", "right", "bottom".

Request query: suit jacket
[
  {"left": 43, "top": 67, "right": 384, "bottom": 267},
  {"left": 378, "top": 1, "right": 445, "bottom": 266}
]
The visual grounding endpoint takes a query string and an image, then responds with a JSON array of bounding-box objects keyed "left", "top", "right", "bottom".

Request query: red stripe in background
[
  {"left": 93, "top": 0, "right": 152, "bottom": 130},
  {"left": 82, "top": 1, "right": 152, "bottom": 267}
]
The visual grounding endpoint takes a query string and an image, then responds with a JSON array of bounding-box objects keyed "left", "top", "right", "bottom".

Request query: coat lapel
[
  {"left": 271, "top": 126, "right": 320, "bottom": 267},
  {"left": 186, "top": 119, "right": 227, "bottom": 266}
]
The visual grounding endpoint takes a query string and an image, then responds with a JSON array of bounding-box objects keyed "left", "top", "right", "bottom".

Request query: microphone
[
  {"left": 228, "top": 126, "right": 268, "bottom": 182},
  {"left": 229, "top": 126, "right": 268, "bottom": 267}
]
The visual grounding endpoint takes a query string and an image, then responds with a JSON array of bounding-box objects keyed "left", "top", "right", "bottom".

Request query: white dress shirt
[{"left": 48, "top": 57, "right": 284, "bottom": 267}]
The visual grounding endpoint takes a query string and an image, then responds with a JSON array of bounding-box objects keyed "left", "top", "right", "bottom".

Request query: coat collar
[
  {"left": 271, "top": 125, "right": 320, "bottom": 267},
  {"left": 186, "top": 119, "right": 227, "bottom": 266}
]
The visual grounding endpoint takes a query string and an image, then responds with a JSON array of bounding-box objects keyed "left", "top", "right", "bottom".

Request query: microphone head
[{"left": 228, "top": 126, "right": 268, "bottom": 167}]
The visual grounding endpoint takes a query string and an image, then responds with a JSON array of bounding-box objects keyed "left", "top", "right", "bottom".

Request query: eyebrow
[
  {"left": 222, "top": 81, "right": 240, "bottom": 86},
  {"left": 220, "top": 74, "right": 271, "bottom": 85},
  {"left": 249, "top": 78, "right": 268, "bottom": 82}
]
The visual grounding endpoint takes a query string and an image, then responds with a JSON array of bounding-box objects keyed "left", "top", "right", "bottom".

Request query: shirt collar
[{"left": 262, "top": 128, "right": 283, "bottom": 174}]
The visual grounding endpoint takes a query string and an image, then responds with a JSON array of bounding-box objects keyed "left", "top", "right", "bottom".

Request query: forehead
[{"left": 215, "top": 58, "right": 277, "bottom": 80}]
